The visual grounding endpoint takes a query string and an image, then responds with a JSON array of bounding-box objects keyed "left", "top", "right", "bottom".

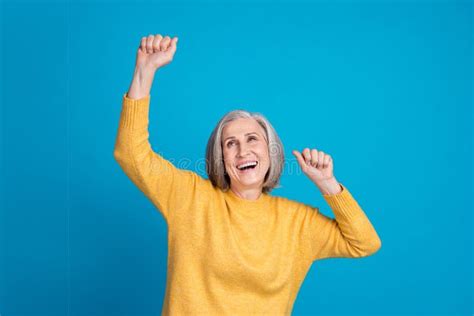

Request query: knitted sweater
[{"left": 113, "top": 93, "right": 382, "bottom": 315}]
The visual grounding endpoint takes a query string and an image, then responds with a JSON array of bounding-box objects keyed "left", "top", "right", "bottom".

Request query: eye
[
  {"left": 248, "top": 136, "right": 257, "bottom": 142},
  {"left": 226, "top": 140, "right": 235, "bottom": 148}
]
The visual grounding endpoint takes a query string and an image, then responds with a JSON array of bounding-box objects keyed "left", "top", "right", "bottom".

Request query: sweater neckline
[{"left": 224, "top": 188, "right": 269, "bottom": 214}]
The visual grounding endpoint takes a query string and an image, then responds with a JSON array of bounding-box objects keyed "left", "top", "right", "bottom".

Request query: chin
[{"left": 237, "top": 178, "right": 265, "bottom": 189}]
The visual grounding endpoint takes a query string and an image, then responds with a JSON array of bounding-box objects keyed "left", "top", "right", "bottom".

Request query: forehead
[{"left": 222, "top": 118, "right": 265, "bottom": 138}]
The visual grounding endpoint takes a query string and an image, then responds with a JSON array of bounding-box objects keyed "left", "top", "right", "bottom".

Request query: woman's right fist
[{"left": 135, "top": 34, "right": 178, "bottom": 71}]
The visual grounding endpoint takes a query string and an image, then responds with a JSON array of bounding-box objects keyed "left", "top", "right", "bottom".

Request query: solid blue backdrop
[{"left": 1, "top": 0, "right": 472, "bottom": 315}]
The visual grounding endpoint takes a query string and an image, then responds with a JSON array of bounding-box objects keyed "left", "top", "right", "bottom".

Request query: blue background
[{"left": 1, "top": 0, "right": 472, "bottom": 315}]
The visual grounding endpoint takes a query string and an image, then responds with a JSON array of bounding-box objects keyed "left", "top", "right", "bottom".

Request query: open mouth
[{"left": 236, "top": 161, "right": 258, "bottom": 172}]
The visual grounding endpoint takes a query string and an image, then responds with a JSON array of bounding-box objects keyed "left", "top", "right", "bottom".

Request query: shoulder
[
  {"left": 172, "top": 168, "right": 219, "bottom": 200},
  {"left": 189, "top": 171, "right": 216, "bottom": 191},
  {"left": 193, "top": 172, "right": 224, "bottom": 199},
  {"left": 267, "top": 194, "right": 319, "bottom": 214}
]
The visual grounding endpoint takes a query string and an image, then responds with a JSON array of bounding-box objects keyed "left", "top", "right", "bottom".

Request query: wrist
[
  {"left": 315, "top": 177, "right": 341, "bottom": 195},
  {"left": 127, "top": 66, "right": 156, "bottom": 100},
  {"left": 134, "top": 65, "right": 156, "bottom": 83}
]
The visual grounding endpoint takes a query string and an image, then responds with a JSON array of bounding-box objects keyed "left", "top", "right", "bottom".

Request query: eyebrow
[{"left": 223, "top": 132, "right": 259, "bottom": 143}]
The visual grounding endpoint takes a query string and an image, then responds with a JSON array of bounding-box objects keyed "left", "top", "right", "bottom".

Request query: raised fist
[{"left": 135, "top": 34, "right": 178, "bottom": 71}]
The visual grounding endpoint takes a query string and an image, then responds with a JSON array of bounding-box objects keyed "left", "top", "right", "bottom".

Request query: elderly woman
[{"left": 114, "top": 34, "right": 382, "bottom": 315}]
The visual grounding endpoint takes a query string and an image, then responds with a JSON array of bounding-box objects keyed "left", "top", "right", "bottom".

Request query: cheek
[
  {"left": 259, "top": 144, "right": 269, "bottom": 156},
  {"left": 257, "top": 145, "right": 270, "bottom": 163},
  {"left": 222, "top": 149, "right": 234, "bottom": 164}
]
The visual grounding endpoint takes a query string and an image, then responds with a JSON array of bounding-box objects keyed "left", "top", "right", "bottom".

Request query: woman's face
[{"left": 221, "top": 118, "right": 270, "bottom": 192}]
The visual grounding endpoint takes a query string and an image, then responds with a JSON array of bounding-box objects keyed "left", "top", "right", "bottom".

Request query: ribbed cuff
[
  {"left": 322, "top": 183, "right": 364, "bottom": 220},
  {"left": 119, "top": 93, "right": 151, "bottom": 130}
]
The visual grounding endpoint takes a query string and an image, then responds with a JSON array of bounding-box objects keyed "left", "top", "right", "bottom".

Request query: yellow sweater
[{"left": 114, "top": 93, "right": 382, "bottom": 315}]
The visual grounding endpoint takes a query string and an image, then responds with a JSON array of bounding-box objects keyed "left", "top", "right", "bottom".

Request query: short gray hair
[{"left": 205, "top": 110, "right": 284, "bottom": 193}]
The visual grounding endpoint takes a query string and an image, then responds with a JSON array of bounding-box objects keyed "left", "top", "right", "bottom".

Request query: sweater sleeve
[
  {"left": 305, "top": 183, "right": 382, "bottom": 261},
  {"left": 113, "top": 93, "right": 203, "bottom": 225}
]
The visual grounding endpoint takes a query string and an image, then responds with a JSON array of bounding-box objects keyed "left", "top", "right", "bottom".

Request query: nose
[{"left": 237, "top": 143, "right": 251, "bottom": 157}]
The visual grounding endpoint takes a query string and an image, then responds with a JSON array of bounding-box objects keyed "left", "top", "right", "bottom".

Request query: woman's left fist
[{"left": 292, "top": 148, "right": 335, "bottom": 186}]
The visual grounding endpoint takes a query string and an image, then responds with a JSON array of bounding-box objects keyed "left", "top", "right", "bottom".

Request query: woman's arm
[
  {"left": 126, "top": 66, "right": 155, "bottom": 100},
  {"left": 305, "top": 184, "right": 382, "bottom": 261},
  {"left": 126, "top": 34, "right": 178, "bottom": 99},
  {"left": 114, "top": 34, "right": 202, "bottom": 225},
  {"left": 293, "top": 148, "right": 382, "bottom": 260}
]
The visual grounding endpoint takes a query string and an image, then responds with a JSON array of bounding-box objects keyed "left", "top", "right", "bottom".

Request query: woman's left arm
[{"left": 293, "top": 148, "right": 382, "bottom": 260}]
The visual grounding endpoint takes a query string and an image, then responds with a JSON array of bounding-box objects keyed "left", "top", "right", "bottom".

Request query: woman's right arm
[
  {"left": 127, "top": 33, "right": 178, "bottom": 99},
  {"left": 114, "top": 34, "right": 201, "bottom": 225}
]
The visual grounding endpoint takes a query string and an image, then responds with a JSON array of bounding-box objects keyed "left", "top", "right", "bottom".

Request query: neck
[{"left": 230, "top": 185, "right": 263, "bottom": 200}]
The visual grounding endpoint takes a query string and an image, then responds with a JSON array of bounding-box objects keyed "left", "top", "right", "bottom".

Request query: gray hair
[{"left": 205, "top": 110, "right": 284, "bottom": 194}]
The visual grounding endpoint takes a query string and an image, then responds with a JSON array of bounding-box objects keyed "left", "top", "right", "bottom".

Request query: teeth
[{"left": 237, "top": 161, "right": 258, "bottom": 170}]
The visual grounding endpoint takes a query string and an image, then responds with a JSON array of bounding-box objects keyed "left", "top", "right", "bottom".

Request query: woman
[{"left": 114, "top": 34, "right": 381, "bottom": 315}]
